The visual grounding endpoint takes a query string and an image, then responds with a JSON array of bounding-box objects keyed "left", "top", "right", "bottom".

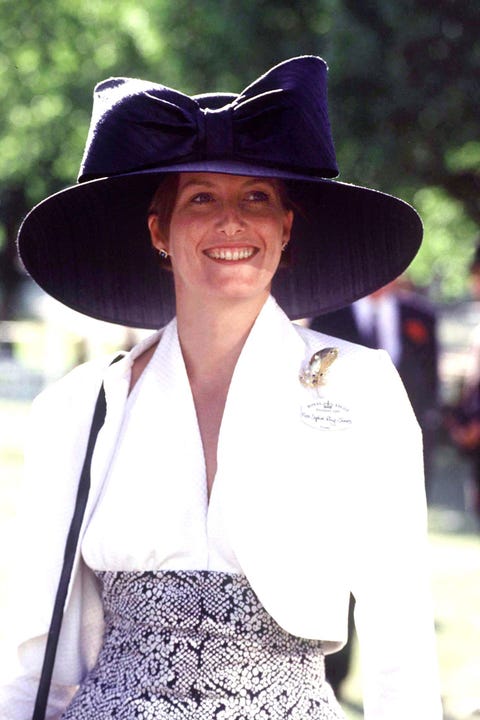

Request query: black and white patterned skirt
[{"left": 62, "top": 570, "right": 346, "bottom": 719}]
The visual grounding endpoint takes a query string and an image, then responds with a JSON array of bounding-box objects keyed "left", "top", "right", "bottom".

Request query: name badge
[{"left": 301, "top": 398, "right": 352, "bottom": 431}]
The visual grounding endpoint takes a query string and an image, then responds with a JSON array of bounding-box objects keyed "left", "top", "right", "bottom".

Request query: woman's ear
[
  {"left": 148, "top": 214, "right": 169, "bottom": 254},
  {"left": 282, "top": 210, "right": 294, "bottom": 246}
]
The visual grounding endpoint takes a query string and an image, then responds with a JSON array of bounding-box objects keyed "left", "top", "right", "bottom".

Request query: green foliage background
[{"left": 0, "top": 0, "right": 478, "bottom": 317}]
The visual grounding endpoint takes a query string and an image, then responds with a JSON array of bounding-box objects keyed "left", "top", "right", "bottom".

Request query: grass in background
[
  {"left": 340, "top": 527, "right": 480, "bottom": 720},
  {"left": 430, "top": 530, "right": 480, "bottom": 719}
]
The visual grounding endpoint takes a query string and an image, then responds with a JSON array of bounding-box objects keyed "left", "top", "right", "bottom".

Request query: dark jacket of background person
[{"left": 446, "top": 242, "right": 480, "bottom": 520}]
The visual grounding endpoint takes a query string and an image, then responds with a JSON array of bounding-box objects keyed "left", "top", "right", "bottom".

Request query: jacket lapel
[{"left": 83, "top": 319, "right": 207, "bottom": 561}]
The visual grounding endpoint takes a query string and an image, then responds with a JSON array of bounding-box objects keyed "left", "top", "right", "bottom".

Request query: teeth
[{"left": 206, "top": 247, "right": 255, "bottom": 260}]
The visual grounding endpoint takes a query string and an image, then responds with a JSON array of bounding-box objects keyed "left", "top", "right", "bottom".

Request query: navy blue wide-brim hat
[{"left": 17, "top": 56, "right": 422, "bottom": 329}]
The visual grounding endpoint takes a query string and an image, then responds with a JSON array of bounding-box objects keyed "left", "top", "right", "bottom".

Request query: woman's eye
[
  {"left": 191, "top": 192, "right": 214, "bottom": 204},
  {"left": 245, "top": 190, "right": 270, "bottom": 202}
]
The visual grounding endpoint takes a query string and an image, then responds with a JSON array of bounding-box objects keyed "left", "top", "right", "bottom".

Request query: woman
[{"left": 0, "top": 56, "right": 441, "bottom": 719}]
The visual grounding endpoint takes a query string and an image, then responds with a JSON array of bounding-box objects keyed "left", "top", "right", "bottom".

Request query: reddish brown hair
[{"left": 148, "top": 173, "right": 180, "bottom": 268}]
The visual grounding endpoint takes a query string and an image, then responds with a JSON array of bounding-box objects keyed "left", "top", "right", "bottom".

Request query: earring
[
  {"left": 158, "top": 248, "right": 169, "bottom": 259},
  {"left": 281, "top": 242, "right": 288, "bottom": 252}
]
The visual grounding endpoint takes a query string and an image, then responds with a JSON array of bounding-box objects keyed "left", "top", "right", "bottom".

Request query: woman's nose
[{"left": 216, "top": 203, "right": 245, "bottom": 236}]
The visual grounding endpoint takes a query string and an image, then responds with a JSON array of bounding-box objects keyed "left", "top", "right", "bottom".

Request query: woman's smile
[{"left": 203, "top": 246, "right": 258, "bottom": 261}]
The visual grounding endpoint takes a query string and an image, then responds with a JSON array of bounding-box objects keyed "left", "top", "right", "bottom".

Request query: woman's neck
[
  {"left": 175, "top": 293, "right": 268, "bottom": 496},
  {"left": 176, "top": 295, "right": 266, "bottom": 388}
]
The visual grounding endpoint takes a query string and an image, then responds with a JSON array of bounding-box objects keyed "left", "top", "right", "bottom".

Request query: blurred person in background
[
  {"left": 0, "top": 57, "right": 441, "bottom": 720},
  {"left": 448, "top": 241, "right": 480, "bottom": 521}
]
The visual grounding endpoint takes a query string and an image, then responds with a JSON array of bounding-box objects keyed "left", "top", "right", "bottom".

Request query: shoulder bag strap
[{"left": 32, "top": 354, "right": 123, "bottom": 720}]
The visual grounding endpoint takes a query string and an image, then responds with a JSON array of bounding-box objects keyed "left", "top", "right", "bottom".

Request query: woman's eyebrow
[
  {"left": 178, "top": 179, "right": 216, "bottom": 192},
  {"left": 180, "top": 177, "right": 271, "bottom": 192},
  {"left": 242, "top": 177, "right": 271, "bottom": 185}
]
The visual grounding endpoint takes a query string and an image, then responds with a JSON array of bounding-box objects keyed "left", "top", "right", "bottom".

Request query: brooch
[
  {"left": 299, "top": 347, "right": 352, "bottom": 431},
  {"left": 299, "top": 347, "right": 339, "bottom": 389}
]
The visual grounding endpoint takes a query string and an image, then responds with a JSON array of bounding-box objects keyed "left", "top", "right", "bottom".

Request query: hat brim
[{"left": 18, "top": 162, "right": 422, "bottom": 328}]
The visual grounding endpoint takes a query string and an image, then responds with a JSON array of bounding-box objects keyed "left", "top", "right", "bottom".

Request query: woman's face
[{"left": 149, "top": 172, "right": 293, "bottom": 309}]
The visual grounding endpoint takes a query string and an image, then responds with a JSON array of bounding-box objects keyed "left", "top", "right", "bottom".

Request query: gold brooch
[{"left": 299, "top": 347, "right": 339, "bottom": 389}]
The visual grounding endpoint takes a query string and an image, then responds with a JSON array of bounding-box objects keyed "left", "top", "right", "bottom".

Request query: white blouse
[{"left": 82, "top": 317, "right": 242, "bottom": 573}]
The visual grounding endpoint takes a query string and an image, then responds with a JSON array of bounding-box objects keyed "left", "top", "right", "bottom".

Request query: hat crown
[
  {"left": 200, "top": 105, "right": 235, "bottom": 158},
  {"left": 78, "top": 56, "right": 338, "bottom": 182}
]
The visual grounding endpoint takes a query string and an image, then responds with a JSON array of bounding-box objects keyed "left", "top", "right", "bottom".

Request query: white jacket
[{"left": 0, "top": 297, "right": 442, "bottom": 719}]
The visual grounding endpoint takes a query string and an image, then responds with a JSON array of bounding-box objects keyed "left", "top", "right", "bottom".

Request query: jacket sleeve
[
  {"left": 0, "top": 364, "right": 106, "bottom": 720},
  {"left": 348, "top": 349, "right": 442, "bottom": 719}
]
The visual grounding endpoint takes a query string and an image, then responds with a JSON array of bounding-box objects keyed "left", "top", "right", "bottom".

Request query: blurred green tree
[
  {"left": 0, "top": 0, "right": 478, "bottom": 319},
  {"left": 325, "top": 0, "right": 480, "bottom": 297},
  {"left": 0, "top": 0, "right": 171, "bottom": 319}
]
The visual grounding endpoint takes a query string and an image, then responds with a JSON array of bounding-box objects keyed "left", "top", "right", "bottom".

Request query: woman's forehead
[{"left": 176, "top": 172, "right": 279, "bottom": 190}]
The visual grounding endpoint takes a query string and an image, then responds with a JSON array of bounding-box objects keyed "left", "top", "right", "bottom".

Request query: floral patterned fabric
[{"left": 61, "top": 571, "right": 345, "bottom": 719}]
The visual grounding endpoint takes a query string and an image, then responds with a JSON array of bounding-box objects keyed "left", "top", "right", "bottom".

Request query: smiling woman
[{"left": 1, "top": 56, "right": 442, "bottom": 720}]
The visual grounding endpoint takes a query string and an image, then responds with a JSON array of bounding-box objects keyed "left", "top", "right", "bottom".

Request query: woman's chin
[
  {"left": 206, "top": 263, "right": 277, "bottom": 295},
  {"left": 206, "top": 283, "right": 271, "bottom": 305}
]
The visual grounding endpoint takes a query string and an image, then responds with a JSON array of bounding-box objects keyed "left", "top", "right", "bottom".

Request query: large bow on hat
[{"left": 79, "top": 56, "right": 338, "bottom": 182}]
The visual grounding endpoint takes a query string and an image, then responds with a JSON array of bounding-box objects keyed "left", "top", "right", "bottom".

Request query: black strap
[{"left": 32, "top": 355, "right": 123, "bottom": 720}]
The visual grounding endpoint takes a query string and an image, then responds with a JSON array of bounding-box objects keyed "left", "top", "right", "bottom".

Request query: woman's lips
[{"left": 203, "top": 247, "right": 257, "bottom": 261}]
